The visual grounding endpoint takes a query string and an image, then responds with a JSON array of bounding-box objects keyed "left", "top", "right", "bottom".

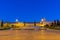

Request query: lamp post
[{"left": 16, "top": 19, "right": 19, "bottom": 22}]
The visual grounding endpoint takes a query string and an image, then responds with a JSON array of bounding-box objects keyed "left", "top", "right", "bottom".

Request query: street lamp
[{"left": 16, "top": 19, "right": 19, "bottom": 22}]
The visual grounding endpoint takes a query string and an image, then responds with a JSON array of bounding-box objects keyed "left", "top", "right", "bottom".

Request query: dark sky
[{"left": 0, "top": 0, "right": 60, "bottom": 22}]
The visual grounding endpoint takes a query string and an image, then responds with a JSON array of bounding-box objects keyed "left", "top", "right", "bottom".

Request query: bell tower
[
  {"left": 41, "top": 18, "right": 46, "bottom": 23},
  {"left": 40, "top": 18, "right": 46, "bottom": 26}
]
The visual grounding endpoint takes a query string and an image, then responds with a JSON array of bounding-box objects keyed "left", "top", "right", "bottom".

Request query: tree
[
  {"left": 1, "top": 20, "right": 3, "bottom": 27},
  {"left": 34, "top": 22, "right": 36, "bottom": 26},
  {"left": 56, "top": 20, "right": 60, "bottom": 26},
  {"left": 44, "top": 24, "right": 49, "bottom": 28},
  {"left": 24, "top": 22, "right": 25, "bottom": 26}
]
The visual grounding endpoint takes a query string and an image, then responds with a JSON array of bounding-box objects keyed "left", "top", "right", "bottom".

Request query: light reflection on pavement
[{"left": 0, "top": 29, "right": 60, "bottom": 40}]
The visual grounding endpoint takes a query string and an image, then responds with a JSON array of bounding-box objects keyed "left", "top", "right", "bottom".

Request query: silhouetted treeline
[
  {"left": 1, "top": 20, "right": 3, "bottom": 27},
  {"left": 52, "top": 20, "right": 60, "bottom": 27},
  {"left": 45, "top": 20, "right": 60, "bottom": 28}
]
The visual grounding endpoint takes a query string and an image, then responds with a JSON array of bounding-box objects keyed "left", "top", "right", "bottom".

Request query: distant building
[
  {"left": 40, "top": 18, "right": 46, "bottom": 26},
  {"left": 0, "top": 18, "right": 53, "bottom": 28},
  {"left": 9, "top": 18, "right": 52, "bottom": 27},
  {"left": 39, "top": 18, "right": 52, "bottom": 26}
]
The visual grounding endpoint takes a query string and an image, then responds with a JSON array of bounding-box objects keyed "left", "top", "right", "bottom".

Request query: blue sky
[{"left": 0, "top": 0, "right": 60, "bottom": 22}]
